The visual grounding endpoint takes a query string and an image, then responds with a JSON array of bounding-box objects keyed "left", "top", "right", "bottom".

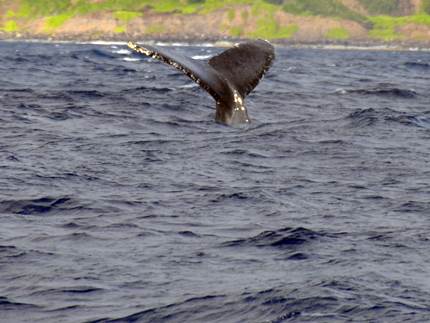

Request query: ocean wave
[
  {"left": 0, "top": 88, "right": 34, "bottom": 93},
  {"left": 220, "top": 148, "right": 272, "bottom": 158},
  {"left": 223, "top": 227, "right": 323, "bottom": 249},
  {"left": 0, "top": 196, "right": 76, "bottom": 215},
  {"left": 1, "top": 41, "right": 430, "bottom": 323},
  {"left": 112, "top": 49, "right": 131, "bottom": 55},
  {"left": 66, "top": 89, "right": 105, "bottom": 98},
  {"left": 96, "top": 286, "right": 428, "bottom": 323},
  {"left": 336, "top": 85, "right": 417, "bottom": 98},
  {"left": 385, "top": 115, "right": 430, "bottom": 128},
  {"left": 0, "top": 296, "right": 40, "bottom": 310},
  {"left": 346, "top": 108, "right": 430, "bottom": 128},
  {"left": 71, "top": 48, "right": 117, "bottom": 60},
  {"left": 404, "top": 61, "right": 430, "bottom": 70}
]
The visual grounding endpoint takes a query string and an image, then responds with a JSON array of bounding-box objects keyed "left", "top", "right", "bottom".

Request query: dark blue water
[{"left": 1, "top": 40, "right": 430, "bottom": 322}]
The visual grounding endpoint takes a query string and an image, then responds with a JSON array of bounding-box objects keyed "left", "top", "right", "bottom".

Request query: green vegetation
[
  {"left": 0, "top": 0, "right": 430, "bottom": 42},
  {"left": 369, "top": 16, "right": 397, "bottom": 40},
  {"left": 1, "top": 20, "right": 19, "bottom": 32},
  {"left": 6, "top": 10, "right": 16, "bottom": 18},
  {"left": 114, "top": 11, "right": 141, "bottom": 22},
  {"left": 326, "top": 27, "right": 349, "bottom": 40},
  {"left": 277, "top": 24, "right": 299, "bottom": 38},
  {"left": 15, "top": 0, "right": 201, "bottom": 19},
  {"left": 229, "top": 26, "right": 244, "bottom": 37},
  {"left": 369, "top": 14, "right": 430, "bottom": 40},
  {"left": 114, "top": 25, "right": 126, "bottom": 33},
  {"left": 251, "top": 16, "right": 298, "bottom": 39},
  {"left": 406, "top": 14, "right": 430, "bottom": 24},
  {"left": 227, "top": 8, "right": 235, "bottom": 20},
  {"left": 241, "top": 10, "right": 249, "bottom": 21},
  {"left": 112, "top": 11, "right": 141, "bottom": 34},
  {"left": 146, "top": 23, "right": 166, "bottom": 34},
  {"left": 358, "top": 0, "right": 402, "bottom": 16},
  {"left": 281, "top": 0, "right": 369, "bottom": 25},
  {"left": 199, "top": 0, "right": 254, "bottom": 14},
  {"left": 247, "top": 1, "right": 299, "bottom": 39},
  {"left": 144, "top": 1, "right": 199, "bottom": 14},
  {"left": 18, "top": 0, "right": 70, "bottom": 17},
  {"left": 44, "top": 13, "right": 73, "bottom": 31},
  {"left": 424, "top": 0, "right": 430, "bottom": 14}
]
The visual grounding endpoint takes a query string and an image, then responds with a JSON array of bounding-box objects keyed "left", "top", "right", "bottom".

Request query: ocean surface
[{"left": 0, "top": 40, "right": 430, "bottom": 323}]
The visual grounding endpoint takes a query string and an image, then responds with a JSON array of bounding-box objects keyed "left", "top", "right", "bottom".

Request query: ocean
[{"left": 0, "top": 40, "right": 430, "bottom": 322}]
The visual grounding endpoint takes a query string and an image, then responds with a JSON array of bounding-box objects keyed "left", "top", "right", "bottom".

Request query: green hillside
[{"left": 1, "top": 0, "right": 430, "bottom": 43}]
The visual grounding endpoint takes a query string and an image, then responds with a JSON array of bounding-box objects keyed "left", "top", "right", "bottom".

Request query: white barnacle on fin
[
  {"left": 127, "top": 41, "right": 137, "bottom": 50},
  {"left": 139, "top": 47, "right": 152, "bottom": 56},
  {"left": 127, "top": 41, "right": 153, "bottom": 57},
  {"left": 233, "top": 90, "right": 243, "bottom": 105}
]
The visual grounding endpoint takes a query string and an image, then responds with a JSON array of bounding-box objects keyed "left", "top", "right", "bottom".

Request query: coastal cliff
[{"left": 1, "top": 0, "right": 430, "bottom": 45}]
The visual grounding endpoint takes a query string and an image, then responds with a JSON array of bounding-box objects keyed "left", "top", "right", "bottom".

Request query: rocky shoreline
[{"left": 1, "top": 31, "right": 430, "bottom": 51}]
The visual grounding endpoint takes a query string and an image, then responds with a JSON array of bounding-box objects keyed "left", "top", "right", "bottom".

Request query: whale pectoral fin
[
  {"left": 208, "top": 39, "right": 275, "bottom": 98},
  {"left": 127, "top": 42, "right": 233, "bottom": 105}
]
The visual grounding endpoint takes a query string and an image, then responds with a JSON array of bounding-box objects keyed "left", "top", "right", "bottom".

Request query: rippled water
[{"left": 1, "top": 41, "right": 430, "bottom": 322}]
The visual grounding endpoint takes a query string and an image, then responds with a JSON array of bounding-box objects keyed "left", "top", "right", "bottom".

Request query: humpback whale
[{"left": 127, "top": 40, "right": 275, "bottom": 126}]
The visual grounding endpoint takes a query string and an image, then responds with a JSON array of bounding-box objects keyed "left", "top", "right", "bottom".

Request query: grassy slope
[{"left": 1, "top": 0, "right": 430, "bottom": 41}]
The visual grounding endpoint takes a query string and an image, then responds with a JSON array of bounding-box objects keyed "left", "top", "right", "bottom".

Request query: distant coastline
[
  {"left": 2, "top": 34, "right": 430, "bottom": 53},
  {"left": 2, "top": 36, "right": 430, "bottom": 52},
  {"left": 2, "top": 0, "right": 430, "bottom": 49}
]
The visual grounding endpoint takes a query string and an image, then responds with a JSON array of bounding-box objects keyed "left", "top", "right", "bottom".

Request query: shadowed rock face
[
  {"left": 388, "top": 0, "right": 418, "bottom": 16},
  {"left": 359, "top": 0, "right": 417, "bottom": 16},
  {"left": 128, "top": 39, "right": 275, "bottom": 126}
]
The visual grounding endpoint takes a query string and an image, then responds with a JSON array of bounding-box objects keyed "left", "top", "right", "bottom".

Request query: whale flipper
[
  {"left": 208, "top": 40, "right": 275, "bottom": 98},
  {"left": 127, "top": 42, "right": 235, "bottom": 107},
  {"left": 127, "top": 40, "right": 275, "bottom": 125}
]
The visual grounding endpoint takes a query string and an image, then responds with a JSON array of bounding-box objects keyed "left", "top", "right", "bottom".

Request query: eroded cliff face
[
  {"left": 339, "top": 0, "right": 422, "bottom": 16},
  {"left": 0, "top": 0, "right": 429, "bottom": 45}
]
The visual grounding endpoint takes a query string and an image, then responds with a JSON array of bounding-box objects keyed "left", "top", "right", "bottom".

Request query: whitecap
[
  {"left": 122, "top": 57, "right": 140, "bottom": 62},
  {"left": 114, "top": 49, "right": 131, "bottom": 55},
  {"left": 178, "top": 83, "right": 199, "bottom": 89},
  {"left": 335, "top": 88, "right": 347, "bottom": 94},
  {"left": 191, "top": 54, "right": 212, "bottom": 60}
]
